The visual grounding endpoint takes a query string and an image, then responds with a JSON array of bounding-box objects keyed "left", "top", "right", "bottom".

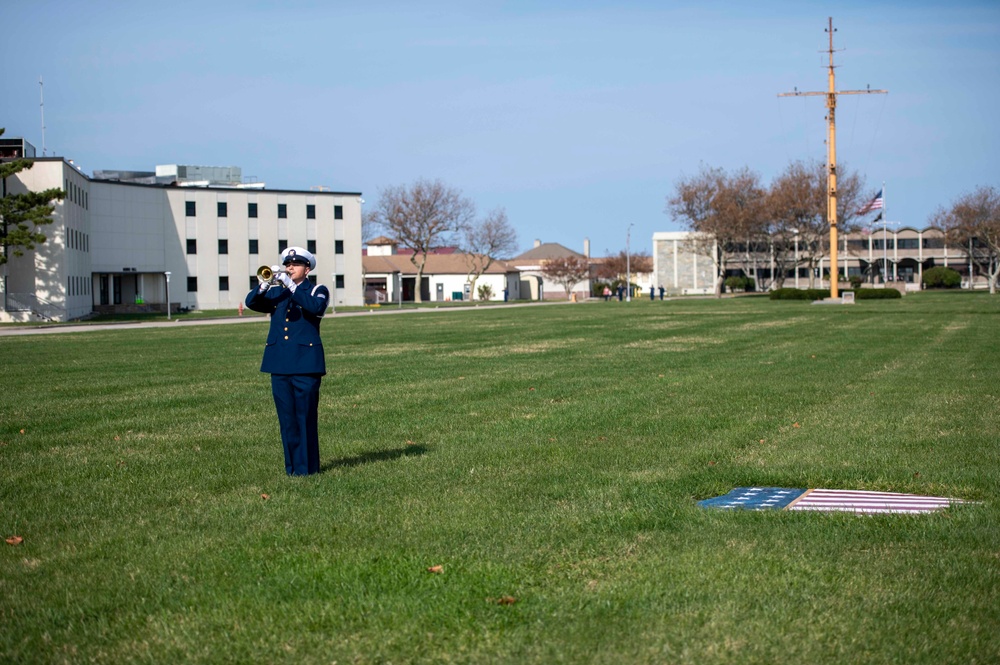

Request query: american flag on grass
[{"left": 698, "top": 487, "right": 969, "bottom": 514}]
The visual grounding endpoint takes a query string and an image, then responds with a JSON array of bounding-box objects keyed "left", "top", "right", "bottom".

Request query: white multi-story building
[{"left": 1, "top": 147, "right": 363, "bottom": 322}]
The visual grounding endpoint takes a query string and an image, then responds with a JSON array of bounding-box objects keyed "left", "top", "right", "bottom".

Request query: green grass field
[{"left": 2, "top": 292, "right": 998, "bottom": 664}]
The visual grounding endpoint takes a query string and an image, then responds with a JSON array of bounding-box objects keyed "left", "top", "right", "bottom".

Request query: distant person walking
[
  {"left": 649, "top": 285, "right": 655, "bottom": 300},
  {"left": 603, "top": 286, "right": 611, "bottom": 301},
  {"left": 659, "top": 286, "right": 665, "bottom": 300},
  {"left": 617, "top": 285, "right": 624, "bottom": 301}
]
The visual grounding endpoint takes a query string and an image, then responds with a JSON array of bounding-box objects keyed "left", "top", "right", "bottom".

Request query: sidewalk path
[{"left": 0, "top": 300, "right": 580, "bottom": 336}]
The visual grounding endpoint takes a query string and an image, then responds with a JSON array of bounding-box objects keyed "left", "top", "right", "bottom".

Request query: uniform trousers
[{"left": 271, "top": 373, "right": 322, "bottom": 475}]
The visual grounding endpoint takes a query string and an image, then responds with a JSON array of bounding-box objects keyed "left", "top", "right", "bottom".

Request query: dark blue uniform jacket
[{"left": 245, "top": 283, "right": 329, "bottom": 376}]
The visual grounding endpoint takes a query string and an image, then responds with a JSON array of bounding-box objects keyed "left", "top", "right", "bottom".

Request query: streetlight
[
  {"left": 626, "top": 223, "right": 634, "bottom": 302},
  {"left": 969, "top": 237, "right": 974, "bottom": 290},
  {"left": 165, "top": 272, "right": 171, "bottom": 320}
]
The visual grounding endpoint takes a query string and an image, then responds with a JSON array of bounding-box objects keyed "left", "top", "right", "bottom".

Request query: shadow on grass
[{"left": 321, "top": 444, "right": 429, "bottom": 472}]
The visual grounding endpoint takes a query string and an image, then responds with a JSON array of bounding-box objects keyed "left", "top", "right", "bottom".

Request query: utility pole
[
  {"left": 39, "top": 77, "right": 46, "bottom": 156},
  {"left": 779, "top": 17, "right": 887, "bottom": 299},
  {"left": 626, "top": 223, "right": 634, "bottom": 302}
]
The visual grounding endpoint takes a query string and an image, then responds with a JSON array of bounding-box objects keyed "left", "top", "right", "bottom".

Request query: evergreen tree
[{"left": 1, "top": 128, "right": 65, "bottom": 264}]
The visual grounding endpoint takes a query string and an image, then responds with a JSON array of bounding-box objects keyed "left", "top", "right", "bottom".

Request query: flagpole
[{"left": 882, "top": 181, "right": 888, "bottom": 285}]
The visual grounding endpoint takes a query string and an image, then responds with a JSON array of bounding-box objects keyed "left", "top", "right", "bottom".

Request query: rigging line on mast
[
  {"left": 848, "top": 92, "right": 861, "bottom": 153},
  {"left": 861, "top": 93, "right": 890, "bottom": 179}
]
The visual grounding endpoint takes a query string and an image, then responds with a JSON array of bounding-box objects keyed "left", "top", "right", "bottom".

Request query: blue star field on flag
[{"left": 698, "top": 487, "right": 806, "bottom": 510}]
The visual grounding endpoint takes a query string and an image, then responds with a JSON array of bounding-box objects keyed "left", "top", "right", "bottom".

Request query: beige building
[
  {"left": 1, "top": 152, "right": 363, "bottom": 322},
  {"left": 509, "top": 239, "right": 591, "bottom": 300},
  {"left": 653, "top": 226, "right": 985, "bottom": 294},
  {"left": 362, "top": 237, "right": 521, "bottom": 303}
]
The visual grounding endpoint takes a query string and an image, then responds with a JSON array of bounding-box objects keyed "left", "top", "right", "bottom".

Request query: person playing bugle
[{"left": 245, "top": 246, "right": 329, "bottom": 475}]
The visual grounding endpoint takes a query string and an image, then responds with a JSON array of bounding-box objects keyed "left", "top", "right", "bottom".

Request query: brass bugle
[{"left": 256, "top": 265, "right": 287, "bottom": 284}]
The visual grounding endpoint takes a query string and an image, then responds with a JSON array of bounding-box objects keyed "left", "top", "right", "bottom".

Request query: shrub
[
  {"left": 769, "top": 288, "right": 829, "bottom": 300},
  {"left": 770, "top": 287, "right": 902, "bottom": 301},
  {"left": 476, "top": 283, "right": 494, "bottom": 300},
  {"left": 852, "top": 288, "right": 902, "bottom": 299},
  {"left": 724, "top": 276, "right": 756, "bottom": 293},
  {"left": 592, "top": 281, "right": 612, "bottom": 297},
  {"left": 849, "top": 275, "right": 864, "bottom": 289},
  {"left": 922, "top": 266, "right": 962, "bottom": 289}
]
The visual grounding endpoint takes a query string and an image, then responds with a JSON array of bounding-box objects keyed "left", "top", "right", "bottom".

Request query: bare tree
[
  {"left": 931, "top": 185, "right": 1000, "bottom": 294},
  {"left": 767, "top": 160, "right": 866, "bottom": 288},
  {"left": 541, "top": 256, "right": 591, "bottom": 299},
  {"left": 666, "top": 165, "right": 766, "bottom": 297},
  {"left": 596, "top": 250, "right": 653, "bottom": 284},
  {"left": 720, "top": 168, "right": 768, "bottom": 289},
  {"left": 368, "top": 179, "right": 475, "bottom": 302},
  {"left": 361, "top": 208, "right": 379, "bottom": 246},
  {"left": 462, "top": 207, "right": 518, "bottom": 300},
  {"left": 767, "top": 160, "right": 820, "bottom": 288}
]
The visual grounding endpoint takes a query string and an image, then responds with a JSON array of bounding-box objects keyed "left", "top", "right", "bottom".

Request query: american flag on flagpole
[
  {"left": 859, "top": 189, "right": 884, "bottom": 214},
  {"left": 698, "top": 487, "right": 971, "bottom": 514}
]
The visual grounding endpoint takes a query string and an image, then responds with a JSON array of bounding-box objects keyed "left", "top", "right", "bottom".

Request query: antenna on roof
[{"left": 39, "top": 76, "right": 46, "bottom": 156}]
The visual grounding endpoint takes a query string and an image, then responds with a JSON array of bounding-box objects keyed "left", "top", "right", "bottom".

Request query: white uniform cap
[{"left": 281, "top": 246, "right": 316, "bottom": 270}]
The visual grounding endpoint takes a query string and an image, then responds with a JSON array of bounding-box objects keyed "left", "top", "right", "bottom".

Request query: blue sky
[{"left": 3, "top": 1, "right": 998, "bottom": 256}]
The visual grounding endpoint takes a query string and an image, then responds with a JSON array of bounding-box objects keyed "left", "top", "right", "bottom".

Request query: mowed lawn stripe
[{"left": 1, "top": 292, "right": 998, "bottom": 664}]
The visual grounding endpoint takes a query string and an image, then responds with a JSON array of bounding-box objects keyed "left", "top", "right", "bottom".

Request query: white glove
[
  {"left": 257, "top": 281, "right": 271, "bottom": 293},
  {"left": 277, "top": 271, "right": 293, "bottom": 289}
]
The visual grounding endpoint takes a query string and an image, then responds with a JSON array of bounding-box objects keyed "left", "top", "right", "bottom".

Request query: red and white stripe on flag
[
  {"left": 859, "top": 190, "right": 884, "bottom": 214},
  {"left": 788, "top": 489, "right": 964, "bottom": 514}
]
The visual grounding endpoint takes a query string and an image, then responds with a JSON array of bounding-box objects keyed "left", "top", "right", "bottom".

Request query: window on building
[
  {"left": 187, "top": 276, "right": 198, "bottom": 292},
  {"left": 898, "top": 238, "right": 919, "bottom": 250},
  {"left": 248, "top": 202, "right": 258, "bottom": 218},
  {"left": 218, "top": 239, "right": 229, "bottom": 254},
  {"left": 335, "top": 240, "right": 344, "bottom": 254},
  {"left": 873, "top": 239, "right": 895, "bottom": 250},
  {"left": 278, "top": 239, "right": 288, "bottom": 252},
  {"left": 335, "top": 274, "right": 345, "bottom": 289},
  {"left": 187, "top": 239, "right": 197, "bottom": 254},
  {"left": 307, "top": 204, "right": 316, "bottom": 219},
  {"left": 278, "top": 203, "right": 287, "bottom": 218},
  {"left": 923, "top": 237, "right": 944, "bottom": 249},
  {"left": 219, "top": 276, "right": 230, "bottom": 291},
  {"left": 334, "top": 205, "right": 343, "bottom": 220},
  {"left": 218, "top": 201, "right": 228, "bottom": 217},
  {"left": 249, "top": 239, "right": 259, "bottom": 254},
  {"left": 307, "top": 240, "right": 316, "bottom": 253},
  {"left": 186, "top": 201, "right": 196, "bottom": 216},
  {"left": 250, "top": 276, "right": 258, "bottom": 290},
  {"left": 308, "top": 275, "right": 317, "bottom": 287}
]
